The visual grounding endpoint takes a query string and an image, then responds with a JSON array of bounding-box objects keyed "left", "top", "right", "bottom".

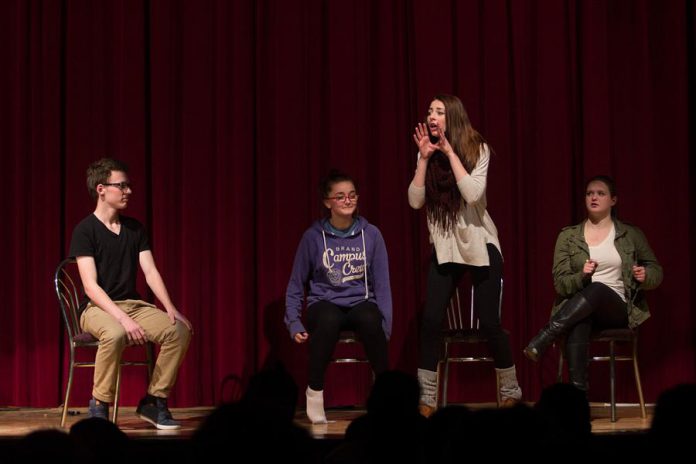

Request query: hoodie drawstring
[{"left": 362, "top": 229, "right": 368, "bottom": 299}]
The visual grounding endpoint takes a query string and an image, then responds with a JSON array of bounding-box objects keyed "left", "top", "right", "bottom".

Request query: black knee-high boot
[
  {"left": 565, "top": 342, "right": 589, "bottom": 392},
  {"left": 524, "top": 293, "right": 594, "bottom": 362}
]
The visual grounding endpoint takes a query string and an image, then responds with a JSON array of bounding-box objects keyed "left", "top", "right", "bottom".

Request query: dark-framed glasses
[
  {"left": 102, "top": 181, "right": 132, "bottom": 191},
  {"left": 326, "top": 193, "right": 359, "bottom": 202}
]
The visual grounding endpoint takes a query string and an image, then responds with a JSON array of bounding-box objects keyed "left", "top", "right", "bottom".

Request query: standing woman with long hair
[{"left": 408, "top": 95, "right": 521, "bottom": 414}]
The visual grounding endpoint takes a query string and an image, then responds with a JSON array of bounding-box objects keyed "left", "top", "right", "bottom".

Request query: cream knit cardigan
[{"left": 408, "top": 144, "right": 501, "bottom": 266}]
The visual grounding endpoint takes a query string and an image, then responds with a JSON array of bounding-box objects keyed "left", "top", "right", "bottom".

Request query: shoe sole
[
  {"left": 418, "top": 404, "right": 436, "bottom": 418},
  {"left": 499, "top": 398, "right": 521, "bottom": 408},
  {"left": 138, "top": 413, "right": 182, "bottom": 430}
]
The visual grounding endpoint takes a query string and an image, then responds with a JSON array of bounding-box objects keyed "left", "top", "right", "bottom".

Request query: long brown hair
[{"left": 425, "top": 94, "right": 486, "bottom": 231}]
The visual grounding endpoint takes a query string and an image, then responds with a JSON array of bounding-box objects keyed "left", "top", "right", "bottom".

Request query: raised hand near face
[
  {"left": 413, "top": 122, "right": 437, "bottom": 160},
  {"left": 433, "top": 123, "right": 454, "bottom": 158}
]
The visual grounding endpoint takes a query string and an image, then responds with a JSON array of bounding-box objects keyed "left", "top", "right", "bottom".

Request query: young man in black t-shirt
[{"left": 69, "top": 158, "right": 192, "bottom": 430}]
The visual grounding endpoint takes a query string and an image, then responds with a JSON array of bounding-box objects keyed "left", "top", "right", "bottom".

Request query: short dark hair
[
  {"left": 318, "top": 169, "right": 358, "bottom": 218},
  {"left": 319, "top": 169, "right": 357, "bottom": 199},
  {"left": 86, "top": 158, "right": 129, "bottom": 200}
]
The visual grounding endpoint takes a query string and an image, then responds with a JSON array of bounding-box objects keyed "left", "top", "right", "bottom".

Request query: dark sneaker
[
  {"left": 136, "top": 395, "right": 181, "bottom": 430},
  {"left": 87, "top": 398, "right": 109, "bottom": 420}
]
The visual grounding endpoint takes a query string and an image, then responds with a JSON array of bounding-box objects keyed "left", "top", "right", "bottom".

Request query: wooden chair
[
  {"left": 55, "top": 258, "right": 154, "bottom": 427},
  {"left": 437, "top": 279, "right": 504, "bottom": 407},
  {"left": 557, "top": 328, "right": 646, "bottom": 422}
]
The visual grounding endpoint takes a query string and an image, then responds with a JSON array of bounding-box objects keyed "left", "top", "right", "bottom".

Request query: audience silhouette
[
  {"left": 192, "top": 362, "right": 314, "bottom": 463},
  {"left": 70, "top": 417, "right": 130, "bottom": 464},
  {"left": 8, "top": 373, "right": 696, "bottom": 464},
  {"left": 649, "top": 383, "right": 696, "bottom": 458},
  {"left": 15, "top": 429, "right": 74, "bottom": 464},
  {"left": 327, "top": 370, "right": 427, "bottom": 464},
  {"left": 535, "top": 383, "right": 591, "bottom": 444}
]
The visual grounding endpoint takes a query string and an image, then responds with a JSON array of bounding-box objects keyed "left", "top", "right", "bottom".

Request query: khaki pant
[{"left": 81, "top": 299, "right": 191, "bottom": 403}]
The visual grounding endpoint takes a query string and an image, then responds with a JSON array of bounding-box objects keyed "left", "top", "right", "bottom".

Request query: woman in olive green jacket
[{"left": 523, "top": 175, "right": 662, "bottom": 391}]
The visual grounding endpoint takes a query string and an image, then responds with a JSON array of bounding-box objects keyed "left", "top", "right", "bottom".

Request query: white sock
[{"left": 306, "top": 387, "right": 327, "bottom": 424}]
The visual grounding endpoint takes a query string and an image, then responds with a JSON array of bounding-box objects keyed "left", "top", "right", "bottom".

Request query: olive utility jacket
[{"left": 551, "top": 219, "right": 663, "bottom": 329}]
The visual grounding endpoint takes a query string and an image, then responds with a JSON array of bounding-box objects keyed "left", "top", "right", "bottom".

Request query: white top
[
  {"left": 589, "top": 225, "right": 626, "bottom": 301},
  {"left": 407, "top": 144, "right": 501, "bottom": 266}
]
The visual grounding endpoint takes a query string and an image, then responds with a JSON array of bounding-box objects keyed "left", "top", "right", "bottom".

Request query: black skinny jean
[
  {"left": 565, "top": 282, "right": 628, "bottom": 347},
  {"left": 419, "top": 244, "right": 513, "bottom": 370},
  {"left": 305, "top": 300, "right": 388, "bottom": 390}
]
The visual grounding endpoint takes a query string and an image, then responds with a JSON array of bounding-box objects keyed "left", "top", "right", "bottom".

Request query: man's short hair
[{"left": 86, "top": 158, "right": 129, "bottom": 200}]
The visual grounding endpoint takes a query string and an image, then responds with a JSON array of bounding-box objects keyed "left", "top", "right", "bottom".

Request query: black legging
[
  {"left": 565, "top": 282, "right": 628, "bottom": 347},
  {"left": 305, "top": 300, "right": 388, "bottom": 390},
  {"left": 420, "top": 244, "right": 513, "bottom": 370}
]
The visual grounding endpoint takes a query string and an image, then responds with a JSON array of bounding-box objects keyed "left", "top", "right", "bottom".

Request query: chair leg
[
  {"left": 442, "top": 342, "right": 450, "bottom": 407},
  {"left": 494, "top": 373, "right": 501, "bottom": 407},
  {"left": 146, "top": 342, "right": 155, "bottom": 381},
  {"left": 434, "top": 362, "right": 441, "bottom": 407},
  {"left": 442, "top": 361, "right": 450, "bottom": 407},
  {"left": 112, "top": 366, "right": 122, "bottom": 424},
  {"left": 632, "top": 338, "right": 647, "bottom": 419},
  {"left": 609, "top": 341, "right": 617, "bottom": 422},
  {"left": 61, "top": 355, "right": 76, "bottom": 428}
]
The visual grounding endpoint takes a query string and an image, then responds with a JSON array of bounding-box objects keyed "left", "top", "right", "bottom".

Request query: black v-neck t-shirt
[{"left": 69, "top": 214, "right": 150, "bottom": 313}]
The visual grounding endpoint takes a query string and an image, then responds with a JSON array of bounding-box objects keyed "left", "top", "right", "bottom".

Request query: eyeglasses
[
  {"left": 326, "top": 193, "right": 359, "bottom": 202},
  {"left": 102, "top": 181, "right": 132, "bottom": 191}
]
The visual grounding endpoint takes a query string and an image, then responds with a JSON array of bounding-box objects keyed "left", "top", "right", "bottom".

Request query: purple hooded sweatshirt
[{"left": 285, "top": 216, "right": 392, "bottom": 339}]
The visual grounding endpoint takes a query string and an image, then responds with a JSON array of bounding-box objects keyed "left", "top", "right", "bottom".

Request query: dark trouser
[
  {"left": 305, "top": 300, "right": 388, "bottom": 390},
  {"left": 419, "top": 244, "right": 513, "bottom": 370},
  {"left": 563, "top": 283, "right": 628, "bottom": 390}
]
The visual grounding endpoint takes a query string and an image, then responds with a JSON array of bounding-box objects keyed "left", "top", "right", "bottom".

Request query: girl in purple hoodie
[{"left": 285, "top": 170, "right": 392, "bottom": 424}]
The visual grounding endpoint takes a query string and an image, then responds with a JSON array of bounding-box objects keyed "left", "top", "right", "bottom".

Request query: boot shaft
[
  {"left": 525, "top": 292, "right": 594, "bottom": 360},
  {"left": 565, "top": 343, "right": 589, "bottom": 391}
]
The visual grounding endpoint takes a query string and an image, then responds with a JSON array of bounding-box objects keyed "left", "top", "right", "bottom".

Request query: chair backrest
[
  {"left": 54, "top": 258, "right": 86, "bottom": 344},
  {"left": 445, "top": 278, "right": 503, "bottom": 331}
]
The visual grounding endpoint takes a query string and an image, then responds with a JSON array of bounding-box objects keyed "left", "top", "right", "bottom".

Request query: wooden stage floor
[{"left": 0, "top": 402, "right": 653, "bottom": 440}]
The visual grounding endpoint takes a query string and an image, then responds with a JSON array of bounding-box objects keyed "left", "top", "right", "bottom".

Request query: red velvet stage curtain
[
  {"left": 0, "top": 0, "right": 693, "bottom": 408},
  {"left": 0, "top": 0, "right": 63, "bottom": 406}
]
